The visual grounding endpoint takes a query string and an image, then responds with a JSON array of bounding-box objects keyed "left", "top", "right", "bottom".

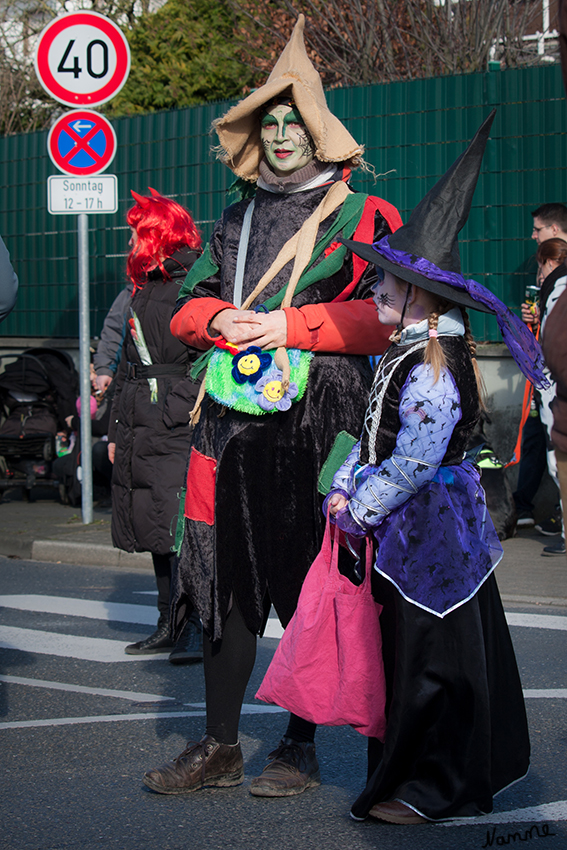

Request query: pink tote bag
[{"left": 256, "top": 518, "right": 386, "bottom": 740}]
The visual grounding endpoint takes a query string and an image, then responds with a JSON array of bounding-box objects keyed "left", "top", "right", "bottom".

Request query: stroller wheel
[{"left": 43, "top": 438, "right": 54, "bottom": 462}]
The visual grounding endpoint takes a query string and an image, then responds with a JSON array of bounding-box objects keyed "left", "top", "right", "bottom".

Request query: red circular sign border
[
  {"left": 35, "top": 12, "right": 130, "bottom": 107},
  {"left": 47, "top": 110, "right": 117, "bottom": 176}
]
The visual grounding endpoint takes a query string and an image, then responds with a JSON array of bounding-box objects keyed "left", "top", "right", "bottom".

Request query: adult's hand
[
  {"left": 232, "top": 310, "right": 288, "bottom": 349},
  {"left": 96, "top": 375, "right": 113, "bottom": 393},
  {"left": 108, "top": 442, "right": 116, "bottom": 464},
  {"left": 210, "top": 309, "right": 261, "bottom": 345},
  {"left": 521, "top": 302, "right": 539, "bottom": 326}
]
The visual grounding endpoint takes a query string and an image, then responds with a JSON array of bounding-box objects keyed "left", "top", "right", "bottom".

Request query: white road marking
[
  {"left": 506, "top": 612, "right": 567, "bottom": 631},
  {"left": 0, "top": 711, "right": 205, "bottom": 730},
  {"left": 0, "top": 625, "right": 165, "bottom": 662},
  {"left": 523, "top": 689, "right": 567, "bottom": 699},
  {"left": 442, "top": 799, "right": 567, "bottom": 825},
  {"left": 0, "top": 674, "right": 175, "bottom": 702},
  {"left": 0, "top": 593, "right": 284, "bottom": 637},
  {"left": 184, "top": 702, "right": 284, "bottom": 714},
  {"left": 0, "top": 595, "right": 156, "bottom": 625},
  {"left": 262, "top": 619, "right": 284, "bottom": 639},
  {"left": 0, "top": 624, "right": 282, "bottom": 662},
  {"left": 0, "top": 703, "right": 285, "bottom": 731}
]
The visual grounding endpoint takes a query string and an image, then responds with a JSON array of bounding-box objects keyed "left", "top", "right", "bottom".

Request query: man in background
[{"left": 531, "top": 203, "right": 567, "bottom": 246}]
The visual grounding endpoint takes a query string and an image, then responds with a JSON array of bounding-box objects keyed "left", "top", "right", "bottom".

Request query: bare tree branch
[{"left": 232, "top": 0, "right": 550, "bottom": 87}]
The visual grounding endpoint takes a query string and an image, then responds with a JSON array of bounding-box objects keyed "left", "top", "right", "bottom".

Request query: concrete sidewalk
[
  {"left": 0, "top": 485, "right": 565, "bottom": 607},
  {"left": 0, "top": 486, "right": 152, "bottom": 569}
]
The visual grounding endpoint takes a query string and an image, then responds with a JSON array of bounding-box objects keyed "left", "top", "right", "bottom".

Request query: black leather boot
[
  {"left": 125, "top": 614, "right": 175, "bottom": 655},
  {"left": 168, "top": 611, "right": 203, "bottom": 665}
]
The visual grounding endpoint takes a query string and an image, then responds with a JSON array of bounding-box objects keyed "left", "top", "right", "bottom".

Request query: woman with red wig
[{"left": 108, "top": 189, "right": 203, "bottom": 662}]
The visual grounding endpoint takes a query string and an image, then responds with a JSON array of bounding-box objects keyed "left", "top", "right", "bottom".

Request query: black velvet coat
[
  {"left": 171, "top": 184, "right": 392, "bottom": 641},
  {"left": 109, "top": 247, "right": 200, "bottom": 555}
]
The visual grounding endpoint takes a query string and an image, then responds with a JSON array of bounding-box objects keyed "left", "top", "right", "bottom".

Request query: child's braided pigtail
[
  {"left": 460, "top": 308, "right": 487, "bottom": 410},
  {"left": 423, "top": 310, "right": 448, "bottom": 382}
]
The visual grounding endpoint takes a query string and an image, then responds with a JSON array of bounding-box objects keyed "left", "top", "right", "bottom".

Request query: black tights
[{"left": 203, "top": 601, "right": 316, "bottom": 746}]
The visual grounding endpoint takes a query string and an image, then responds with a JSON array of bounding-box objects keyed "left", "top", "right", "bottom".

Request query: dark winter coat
[
  {"left": 109, "top": 247, "right": 200, "bottom": 554},
  {"left": 170, "top": 182, "right": 396, "bottom": 640},
  {"left": 542, "top": 285, "right": 567, "bottom": 453}
]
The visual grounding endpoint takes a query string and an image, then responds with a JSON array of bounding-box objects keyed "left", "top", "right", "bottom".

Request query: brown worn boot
[
  {"left": 143, "top": 735, "right": 244, "bottom": 794},
  {"left": 249, "top": 737, "right": 321, "bottom": 797},
  {"left": 369, "top": 801, "right": 428, "bottom": 824}
]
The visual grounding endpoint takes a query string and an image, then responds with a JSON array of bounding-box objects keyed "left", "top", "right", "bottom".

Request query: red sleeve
[
  {"left": 170, "top": 297, "right": 236, "bottom": 350},
  {"left": 284, "top": 298, "right": 391, "bottom": 355}
]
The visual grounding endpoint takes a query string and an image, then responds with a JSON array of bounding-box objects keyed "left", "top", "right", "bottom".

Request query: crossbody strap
[{"left": 233, "top": 199, "right": 255, "bottom": 309}]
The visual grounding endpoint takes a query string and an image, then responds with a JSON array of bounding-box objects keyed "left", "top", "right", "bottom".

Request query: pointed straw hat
[{"left": 213, "top": 15, "right": 363, "bottom": 181}]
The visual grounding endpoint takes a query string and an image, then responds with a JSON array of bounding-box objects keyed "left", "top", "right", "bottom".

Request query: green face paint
[{"left": 260, "top": 104, "right": 315, "bottom": 176}]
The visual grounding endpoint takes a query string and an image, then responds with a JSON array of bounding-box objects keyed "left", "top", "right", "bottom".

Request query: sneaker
[
  {"left": 125, "top": 615, "right": 174, "bottom": 655},
  {"left": 516, "top": 511, "right": 535, "bottom": 528},
  {"left": 542, "top": 538, "right": 566, "bottom": 556},
  {"left": 249, "top": 737, "right": 321, "bottom": 797},
  {"left": 535, "top": 515, "right": 562, "bottom": 536},
  {"left": 142, "top": 735, "right": 243, "bottom": 794}
]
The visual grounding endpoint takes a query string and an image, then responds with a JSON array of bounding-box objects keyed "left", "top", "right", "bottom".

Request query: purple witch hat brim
[
  {"left": 340, "top": 234, "right": 549, "bottom": 390},
  {"left": 340, "top": 235, "right": 493, "bottom": 313}
]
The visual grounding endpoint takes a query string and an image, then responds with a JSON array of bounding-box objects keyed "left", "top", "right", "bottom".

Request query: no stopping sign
[
  {"left": 35, "top": 12, "right": 130, "bottom": 107},
  {"left": 48, "top": 110, "right": 117, "bottom": 176}
]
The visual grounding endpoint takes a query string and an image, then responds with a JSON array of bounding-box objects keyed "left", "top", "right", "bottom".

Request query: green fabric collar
[{"left": 179, "top": 192, "right": 367, "bottom": 304}]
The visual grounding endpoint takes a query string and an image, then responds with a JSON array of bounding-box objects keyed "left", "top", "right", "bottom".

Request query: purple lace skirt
[{"left": 373, "top": 460, "right": 503, "bottom": 616}]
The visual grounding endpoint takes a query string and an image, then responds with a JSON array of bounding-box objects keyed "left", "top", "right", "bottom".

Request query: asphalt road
[{"left": 1, "top": 556, "right": 567, "bottom": 850}]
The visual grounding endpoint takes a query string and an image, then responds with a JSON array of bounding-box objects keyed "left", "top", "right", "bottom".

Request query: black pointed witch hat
[
  {"left": 341, "top": 110, "right": 496, "bottom": 312},
  {"left": 341, "top": 108, "right": 549, "bottom": 389}
]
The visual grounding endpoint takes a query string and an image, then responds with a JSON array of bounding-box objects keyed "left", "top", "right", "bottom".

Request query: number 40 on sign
[{"left": 35, "top": 11, "right": 130, "bottom": 107}]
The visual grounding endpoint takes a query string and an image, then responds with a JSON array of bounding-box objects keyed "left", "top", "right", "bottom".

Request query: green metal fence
[{"left": 0, "top": 64, "right": 565, "bottom": 340}]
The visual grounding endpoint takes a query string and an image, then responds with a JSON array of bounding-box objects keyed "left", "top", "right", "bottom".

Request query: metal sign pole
[
  {"left": 77, "top": 213, "right": 93, "bottom": 524},
  {"left": 36, "top": 13, "right": 127, "bottom": 524}
]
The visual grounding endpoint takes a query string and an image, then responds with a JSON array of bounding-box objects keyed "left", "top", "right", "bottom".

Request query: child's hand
[{"left": 328, "top": 492, "right": 348, "bottom": 516}]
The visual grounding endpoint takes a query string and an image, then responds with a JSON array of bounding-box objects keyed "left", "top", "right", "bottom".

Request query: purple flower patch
[
  {"left": 231, "top": 346, "right": 272, "bottom": 385},
  {"left": 255, "top": 371, "right": 298, "bottom": 411}
]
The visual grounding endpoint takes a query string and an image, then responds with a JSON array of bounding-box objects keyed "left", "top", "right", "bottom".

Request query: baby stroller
[{"left": 0, "top": 348, "right": 79, "bottom": 501}]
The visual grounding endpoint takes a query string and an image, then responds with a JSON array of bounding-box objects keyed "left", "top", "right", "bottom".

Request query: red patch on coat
[{"left": 184, "top": 447, "right": 216, "bottom": 525}]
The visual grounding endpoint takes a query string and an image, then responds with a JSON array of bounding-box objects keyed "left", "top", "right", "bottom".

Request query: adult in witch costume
[
  {"left": 142, "top": 15, "right": 401, "bottom": 796},
  {"left": 326, "top": 111, "right": 545, "bottom": 823}
]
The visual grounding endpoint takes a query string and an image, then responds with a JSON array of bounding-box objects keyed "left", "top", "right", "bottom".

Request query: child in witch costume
[
  {"left": 142, "top": 15, "right": 402, "bottom": 797},
  {"left": 326, "top": 112, "right": 545, "bottom": 823}
]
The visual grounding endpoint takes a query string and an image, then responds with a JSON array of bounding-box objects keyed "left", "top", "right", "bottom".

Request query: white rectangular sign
[{"left": 48, "top": 174, "right": 118, "bottom": 215}]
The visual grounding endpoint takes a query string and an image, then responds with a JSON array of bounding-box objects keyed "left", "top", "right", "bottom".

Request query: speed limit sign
[{"left": 35, "top": 11, "right": 130, "bottom": 107}]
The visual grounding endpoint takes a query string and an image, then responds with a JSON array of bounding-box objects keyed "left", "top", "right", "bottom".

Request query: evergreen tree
[{"left": 105, "top": 0, "right": 256, "bottom": 116}]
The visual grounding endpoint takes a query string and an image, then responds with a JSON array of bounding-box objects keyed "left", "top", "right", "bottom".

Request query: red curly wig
[{"left": 126, "top": 189, "right": 201, "bottom": 287}]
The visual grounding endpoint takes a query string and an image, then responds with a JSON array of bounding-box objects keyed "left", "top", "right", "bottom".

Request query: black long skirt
[{"left": 350, "top": 572, "right": 530, "bottom": 821}]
